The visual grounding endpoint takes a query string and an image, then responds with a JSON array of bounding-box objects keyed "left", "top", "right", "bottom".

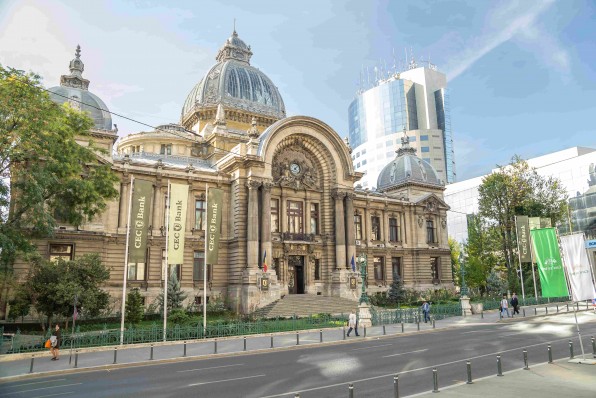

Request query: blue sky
[{"left": 1, "top": 0, "right": 594, "bottom": 180}]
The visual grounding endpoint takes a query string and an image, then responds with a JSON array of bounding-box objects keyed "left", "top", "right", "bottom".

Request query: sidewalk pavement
[
  {"left": 412, "top": 358, "right": 596, "bottom": 398},
  {"left": 0, "top": 303, "right": 593, "bottom": 381}
]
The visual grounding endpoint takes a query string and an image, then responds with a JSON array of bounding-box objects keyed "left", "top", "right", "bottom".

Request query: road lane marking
[
  {"left": 351, "top": 344, "right": 392, "bottom": 351},
  {"left": 188, "top": 374, "right": 266, "bottom": 386},
  {"left": 3, "top": 383, "right": 82, "bottom": 395},
  {"left": 33, "top": 392, "right": 74, "bottom": 398},
  {"left": 383, "top": 348, "right": 427, "bottom": 358},
  {"left": 177, "top": 363, "right": 244, "bottom": 373},
  {"left": 7, "top": 379, "right": 67, "bottom": 388},
  {"left": 259, "top": 334, "right": 588, "bottom": 398}
]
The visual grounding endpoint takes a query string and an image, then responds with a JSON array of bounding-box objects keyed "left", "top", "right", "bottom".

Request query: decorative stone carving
[
  {"left": 272, "top": 146, "right": 320, "bottom": 190},
  {"left": 331, "top": 189, "right": 346, "bottom": 200},
  {"left": 418, "top": 215, "right": 424, "bottom": 228},
  {"left": 246, "top": 180, "right": 261, "bottom": 190},
  {"left": 441, "top": 217, "right": 447, "bottom": 229}
]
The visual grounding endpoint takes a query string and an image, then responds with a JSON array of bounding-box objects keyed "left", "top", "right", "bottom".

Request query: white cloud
[{"left": 445, "top": 0, "right": 562, "bottom": 80}]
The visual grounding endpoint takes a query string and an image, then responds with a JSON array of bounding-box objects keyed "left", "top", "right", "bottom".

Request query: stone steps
[{"left": 252, "top": 295, "right": 359, "bottom": 318}]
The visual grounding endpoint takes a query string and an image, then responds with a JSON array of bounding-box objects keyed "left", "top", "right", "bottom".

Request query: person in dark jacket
[
  {"left": 510, "top": 293, "right": 520, "bottom": 316},
  {"left": 50, "top": 324, "right": 61, "bottom": 360}
]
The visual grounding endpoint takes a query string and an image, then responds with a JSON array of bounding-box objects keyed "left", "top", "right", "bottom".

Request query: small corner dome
[
  {"left": 47, "top": 45, "right": 112, "bottom": 131},
  {"left": 376, "top": 136, "right": 443, "bottom": 192}
]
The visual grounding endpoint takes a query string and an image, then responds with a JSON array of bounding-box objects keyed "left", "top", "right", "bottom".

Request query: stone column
[
  {"left": 260, "top": 182, "right": 273, "bottom": 272},
  {"left": 345, "top": 192, "right": 355, "bottom": 270},
  {"left": 118, "top": 180, "right": 130, "bottom": 230},
  {"left": 246, "top": 180, "right": 260, "bottom": 269},
  {"left": 152, "top": 182, "right": 162, "bottom": 236},
  {"left": 332, "top": 189, "right": 346, "bottom": 270}
]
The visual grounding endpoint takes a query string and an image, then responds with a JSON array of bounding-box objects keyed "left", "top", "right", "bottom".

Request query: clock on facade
[{"left": 290, "top": 162, "right": 301, "bottom": 175}]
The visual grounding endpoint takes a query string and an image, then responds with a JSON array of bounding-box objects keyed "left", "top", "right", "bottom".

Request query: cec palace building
[{"left": 16, "top": 31, "right": 453, "bottom": 314}]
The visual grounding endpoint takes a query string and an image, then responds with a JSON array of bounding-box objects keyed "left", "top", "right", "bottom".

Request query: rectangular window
[
  {"left": 420, "top": 135, "right": 429, "bottom": 141},
  {"left": 160, "top": 144, "right": 172, "bottom": 155},
  {"left": 362, "top": 160, "right": 367, "bottom": 166},
  {"left": 162, "top": 249, "right": 181, "bottom": 281},
  {"left": 128, "top": 251, "right": 147, "bottom": 281},
  {"left": 421, "top": 146, "right": 430, "bottom": 153},
  {"left": 371, "top": 216, "right": 381, "bottom": 240},
  {"left": 273, "top": 258, "right": 280, "bottom": 276},
  {"left": 354, "top": 215, "right": 362, "bottom": 240},
  {"left": 314, "top": 259, "right": 321, "bottom": 280},
  {"left": 373, "top": 256, "right": 385, "bottom": 281},
  {"left": 310, "top": 203, "right": 319, "bottom": 235},
  {"left": 386, "top": 140, "right": 393, "bottom": 147},
  {"left": 431, "top": 257, "right": 440, "bottom": 282},
  {"left": 426, "top": 220, "right": 436, "bottom": 244},
  {"left": 195, "top": 199, "right": 206, "bottom": 230},
  {"left": 391, "top": 257, "right": 402, "bottom": 280},
  {"left": 361, "top": 149, "right": 366, "bottom": 155},
  {"left": 389, "top": 217, "right": 401, "bottom": 242},
  {"left": 287, "top": 200, "right": 303, "bottom": 233},
  {"left": 271, "top": 199, "right": 279, "bottom": 232},
  {"left": 193, "top": 251, "right": 211, "bottom": 281},
  {"left": 49, "top": 244, "right": 73, "bottom": 262}
]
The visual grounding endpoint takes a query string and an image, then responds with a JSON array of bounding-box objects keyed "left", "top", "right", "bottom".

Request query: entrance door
[{"left": 288, "top": 256, "right": 305, "bottom": 294}]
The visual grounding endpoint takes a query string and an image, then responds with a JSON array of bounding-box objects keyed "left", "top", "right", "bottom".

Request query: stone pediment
[{"left": 414, "top": 193, "right": 450, "bottom": 212}]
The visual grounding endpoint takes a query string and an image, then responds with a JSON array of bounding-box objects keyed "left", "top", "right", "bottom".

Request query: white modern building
[
  {"left": 445, "top": 146, "right": 596, "bottom": 264},
  {"left": 348, "top": 61, "right": 455, "bottom": 189}
]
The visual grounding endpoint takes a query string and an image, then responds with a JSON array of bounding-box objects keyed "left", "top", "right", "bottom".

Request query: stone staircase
[{"left": 252, "top": 295, "right": 359, "bottom": 318}]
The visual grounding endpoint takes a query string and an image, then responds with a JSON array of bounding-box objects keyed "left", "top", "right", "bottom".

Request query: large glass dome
[{"left": 181, "top": 31, "right": 285, "bottom": 121}]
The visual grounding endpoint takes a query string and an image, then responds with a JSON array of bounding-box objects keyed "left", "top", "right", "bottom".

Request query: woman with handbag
[{"left": 50, "top": 324, "right": 61, "bottom": 360}]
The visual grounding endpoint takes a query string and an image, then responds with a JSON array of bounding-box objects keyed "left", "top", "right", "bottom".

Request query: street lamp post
[
  {"left": 459, "top": 252, "right": 468, "bottom": 297},
  {"left": 358, "top": 254, "right": 370, "bottom": 304}
]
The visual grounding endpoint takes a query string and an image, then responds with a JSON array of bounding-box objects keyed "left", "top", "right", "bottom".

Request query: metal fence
[
  {"left": 371, "top": 303, "right": 462, "bottom": 325},
  {"left": 1, "top": 314, "right": 347, "bottom": 354},
  {"left": 473, "top": 296, "right": 570, "bottom": 311}
]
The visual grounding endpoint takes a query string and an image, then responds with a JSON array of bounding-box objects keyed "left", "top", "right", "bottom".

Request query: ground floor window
[
  {"left": 373, "top": 256, "right": 385, "bottom": 281},
  {"left": 128, "top": 262, "right": 146, "bottom": 281},
  {"left": 391, "top": 257, "right": 402, "bottom": 280},
  {"left": 162, "top": 249, "right": 181, "bottom": 280},
  {"left": 193, "top": 251, "right": 212, "bottom": 281},
  {"left": 314, "top": 259, "right": 320, "bottom": 280},
  {"left": 431, "top": 257, "right": 440, "bottom": 283}
]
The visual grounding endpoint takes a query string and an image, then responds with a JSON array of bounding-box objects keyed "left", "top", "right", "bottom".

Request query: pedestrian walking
[
  {"left": 347, "top": 310, "right": 359, "bottom": 336},
  {"left": 510, "top": 292, "right": 520, "bottom": 316},
  {"left": 422, "top": 301, "right": 431, "bottom": 323},
  {"left": 50, "top": 324, "right": 61, "bottom": 360},
  {"left": 500, "top": 294, "right": 510, "bottom": 318}
]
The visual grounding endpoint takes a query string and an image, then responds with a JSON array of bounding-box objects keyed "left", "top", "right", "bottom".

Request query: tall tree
[
  {"left": 477, "top": 156, "right": 567, "bottom": 271},
  {"left": 0, "top": 66, "right": 119, "bottom": 307},
  {"left": 448, "top": 238, "right": 462, "bottom": 287},
  {"left": 463, "top": 215, "right": 500, "bottom": 296}
]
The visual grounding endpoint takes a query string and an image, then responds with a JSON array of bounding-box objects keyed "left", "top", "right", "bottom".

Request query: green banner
[
  {"left": 530, "top": 228, "right": 569, "bottom": 297},
  {"left": 206, "top": 188, "right": 224, "bottom": 264},
  {"left": 128, "top": 179, "right": 153, "bottom": 263}
]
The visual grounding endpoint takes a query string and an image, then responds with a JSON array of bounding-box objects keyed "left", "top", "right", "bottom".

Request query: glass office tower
[{"left": 349, "top": 65, "right": 455, "bottom": 189}]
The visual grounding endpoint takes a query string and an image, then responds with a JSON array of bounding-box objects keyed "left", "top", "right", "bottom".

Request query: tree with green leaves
[
  {"left": 11, "top": 254, "right": 110, "bottom": 328},
  {"left": 463, "top": 215, "right": 501, "bottom": 296},
  {"left": 125, "top": 288, "right": 145, "bottom": 326},
  {"left": 477, "top": 156, "right": 567, "bottom": 271},
  {"left": 154, "top": 270, "right": 188, "bottom": 312},
  {"left": 0, "top": 65, "right": 119, "bottom": 310},
  {"left": 387, "top": 274, "right": 406, "bottom": 304},
  {"left": 448, "top": 238, "right": 462, "bottom": 287}
]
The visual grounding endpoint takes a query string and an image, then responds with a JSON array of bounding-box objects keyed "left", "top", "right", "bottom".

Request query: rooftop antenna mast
[
  {"left": 392, "top": 48, "right": 397, "bottom": 75},
  {"left": 233, "top": 18, "right": 236, "bottom": 32}
]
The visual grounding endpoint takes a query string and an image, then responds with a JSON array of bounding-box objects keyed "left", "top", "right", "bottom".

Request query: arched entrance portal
[{"left": 288, "top": 255, "right": 305, "bottom": 294}]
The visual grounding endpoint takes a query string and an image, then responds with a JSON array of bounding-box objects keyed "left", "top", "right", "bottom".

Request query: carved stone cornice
[
  {"left": 246, "top": 180, "right": 262, "bottom": 190},
  {"left": 345, "top": 192, "right": 356, "bottom": 201},
  {"left": 331, "top": 189, "right": 346, "bottom": 200},
  {"left": 261, "top": 181, "right": 274, "bottom": 191}
]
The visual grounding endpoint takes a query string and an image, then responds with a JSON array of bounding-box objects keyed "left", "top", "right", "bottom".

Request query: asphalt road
[{"left": 1, "top": 313, "right": 595, "bottom": 398}]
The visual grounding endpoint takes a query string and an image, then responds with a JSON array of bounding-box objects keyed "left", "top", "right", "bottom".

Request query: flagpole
[
  {"left": 163, "top": 180, "right": 171, "bottom": 342},
  {"left": 514, "top": 217, "right": 526, "bottom": 300},
  {"left": 120, "top": 175, "right": 134, "bottom": 345},
  {"left": 203, "top": 183, "right": 208, "bottom": 336},
  {"left": 529, "top": 232, "right": 539, "bottom": 300},
  {"left": 69, "top": 294, "right": 78, "bottom": 364}
]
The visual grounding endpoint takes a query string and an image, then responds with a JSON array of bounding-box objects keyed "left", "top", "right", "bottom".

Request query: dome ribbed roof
[
  {"left": 181, "top": 30, "right": 285, "bottom": 121},
  {"left": 48, "top": 45, "right": 113, "bottom": 131},
  {"left": 377, "top": 135, "right": 443, "bottom": 191}
]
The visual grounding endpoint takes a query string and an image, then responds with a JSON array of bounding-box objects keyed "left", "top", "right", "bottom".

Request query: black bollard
[
  {"left": 393, "top": 374, "right": 399, "bottom": 398},
  {"left": 343, "top": 327, "right": 346, "bottom": 340},
  {"left": 183, "top": 341, "right": 187, "bottom": 357},
  {"left": 364, "top": 326, "right": 367, "bottom": 338},
  {"left": 481, "top": 311, "right": 484, "bottom": 319},
  {"left": 534, "top": 307, "right": 537, "bottom": 315},
  {"left": 383, "top": 325, "right": 386, "bottom": 335},
  {"left": 214, "top": 339, "right": 218, "bottom": 354},
  {"left": 466, "top": 361, "right": 473, "bottom": 384},
  {"left": 270, "top": 334, "right": 274, "bottom": 348},
  {"left": 548, "top": 345, "right": 553, "bottom": 363},
  {"left": 113, "top": 347, "right": 118, "bottom": 364},
  {"left": 244, "top": 336, "right": 247, "bottom": 351},
  {"left": 569, "top": 340, "right": 574, "bottom": 359},
  {"left": 150, "top": 344, "right": 154, "bottom": 360},
  {"left": 432, "top": 368, "right": 439, "bottom": 393},
  {"left": 294, "top": 394, "right": 299, "bottom": 398},
  {"left": 566, "top": 303, "right": 569, "bottom": 312},
  {"left": 497, "top": 355, "right": 503, "bottom": 376},
  {"left": 591, "top": 336, "right": 595, "bottom": 358},
  {"left": 320, "top": 329, "right": 323, "bottom": 343},
  {"left": 523, "top": 349, "right": 529, "bottom": 370},
  {"left": 401, "top": 322, "right": 404, "bottom": 333},
  {"left": 432, "top": 319, "right": 436, "bottom": 329},
  {"left": 348, "top": 383, "right": 354, "bottom": 398},
  {"left": 523, "top": 308, "right": 526, "bottom": 317},
  {"left": 545, "top": 306, "right": 548, "bottom": 315},
  {"left": 29, "top": 356, "right": 34, "bottom": 373},
  {"left": 74, "top": 350, "right": 79, "bottom": 368},
  {"left": 417, "top": 321, "right": 420, "bottom": 331},
  {"left": 296, "top": 331, "right": 300, "bottom": 345},
  {"left": 556, "top": 304, "right": 559, "bottom": 313}
]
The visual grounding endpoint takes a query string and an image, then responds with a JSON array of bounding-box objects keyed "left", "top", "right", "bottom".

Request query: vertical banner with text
[
  {"left": 167, "top": 183, "right": 189, "bottom": 265},
  {"left": 515, "top": 215, "right": 532, "bottom": 263},
  {"left": 206, "top": 188, "right": 224, "bottom": 264},
  {"left": 530, "top": 228, "right": 569, "bottom": 297},
  {"left": 560, "top": 233, "right": 596, "bottom": 301},
  {"left": 128, "top": 179, "right": 154, "bottom": 263}
]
